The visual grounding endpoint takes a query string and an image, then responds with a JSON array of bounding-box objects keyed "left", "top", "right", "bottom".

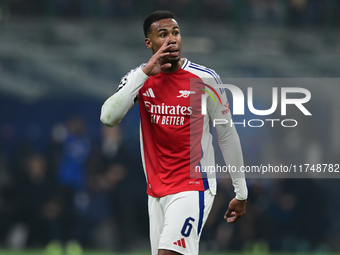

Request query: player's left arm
[{"left": 206, "top": 78, "right": 247, "bottom": 223}]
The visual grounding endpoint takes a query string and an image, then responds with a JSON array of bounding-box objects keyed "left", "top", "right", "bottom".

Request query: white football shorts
[{"left": 148, "top": 190, "right": 215, "bottom": 255}]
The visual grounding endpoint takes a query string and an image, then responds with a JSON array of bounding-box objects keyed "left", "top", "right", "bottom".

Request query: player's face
[{"left": 145, "top": 18, "right": 182, "bottom": 64}]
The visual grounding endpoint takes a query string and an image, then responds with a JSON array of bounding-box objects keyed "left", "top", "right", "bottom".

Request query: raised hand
[{"left": 142, "top": 37, "right": 175, "bottom": 76}]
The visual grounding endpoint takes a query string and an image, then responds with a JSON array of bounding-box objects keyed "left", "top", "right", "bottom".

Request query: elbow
[
  {"left": 100, "top": 107, "right": 114, "bottom": 127},
  {"left": 100, "top": 95, "right": 126, "bottom": 127},
  {"left": 100, "top": 110, "right": 120, "bottom": 127},
  {"left": 100, "top": 116, "right": 113, "bottom": 127},
  {"left": 100, "top": 113, "right": 116, "bottom": 127}
]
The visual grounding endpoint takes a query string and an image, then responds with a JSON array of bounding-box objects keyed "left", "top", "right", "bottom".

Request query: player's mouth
[{"left": 168, "top": 49, "right": 179, "bottom": 57}]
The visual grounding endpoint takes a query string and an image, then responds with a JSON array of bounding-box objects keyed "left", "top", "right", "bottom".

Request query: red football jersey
[
  {"left": 135, "top": 59, "right": 229, "bottom": 197},
  {"left": 138, "top": 67, "right": 204, "bottom": 197}
]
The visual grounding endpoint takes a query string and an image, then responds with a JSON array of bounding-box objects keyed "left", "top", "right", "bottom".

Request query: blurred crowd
[
  {"left": 0, "top": 0, "right": 339, "bottom": 27},
  {"left": 0, "top": 114, "right": 149, "bottom": 252}
]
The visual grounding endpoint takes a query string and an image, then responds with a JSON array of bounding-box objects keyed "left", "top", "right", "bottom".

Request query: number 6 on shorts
[{"left": 181, "top": 217, "right": 195, "bottom": 237}]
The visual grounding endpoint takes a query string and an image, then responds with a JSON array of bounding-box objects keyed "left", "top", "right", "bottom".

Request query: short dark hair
[{"left": 143, "top": 10, "right": 176, "bottom": 38}]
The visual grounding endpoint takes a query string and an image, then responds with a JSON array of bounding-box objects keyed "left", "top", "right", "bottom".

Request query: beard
[{"left": 168, "top": 56, "right": 180, "bottom": 65}]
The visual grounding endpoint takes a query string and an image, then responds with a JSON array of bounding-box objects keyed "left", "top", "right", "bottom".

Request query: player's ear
[{"left": 145, "top": 38, "right": 152, "bottom": 49}]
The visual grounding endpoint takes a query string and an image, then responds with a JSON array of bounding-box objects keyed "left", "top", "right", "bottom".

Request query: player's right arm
[
  {"left": 100, "top": 38, "right": 173, "bottom": 127},
  {"left": 100, "top": 67, "right": 149, "bottom": 127}
]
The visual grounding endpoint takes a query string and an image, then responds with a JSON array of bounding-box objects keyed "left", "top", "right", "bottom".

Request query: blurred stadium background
[{"left": 0, "top": 0, "right": 340, "bottom": 254}]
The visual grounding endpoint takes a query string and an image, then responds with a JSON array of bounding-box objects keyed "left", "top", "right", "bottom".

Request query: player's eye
[
  {"left": 159, "top": 33, "right": 167, "bottom": 38},
  {"left": 173, "top": 31, "right": 179, "bottom": 36}
]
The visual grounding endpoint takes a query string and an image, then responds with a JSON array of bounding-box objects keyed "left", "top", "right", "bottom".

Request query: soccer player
[{"left": 100, "top": 10, "right": 247, "bottom": 255}]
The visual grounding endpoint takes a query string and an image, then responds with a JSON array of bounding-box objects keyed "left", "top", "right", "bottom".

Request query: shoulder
[
  {"left": 183, "top": 60, "right": 221, "bottom": 84},
  {"left": 118, "top": 63, "right": 146, "bottom": 91}
]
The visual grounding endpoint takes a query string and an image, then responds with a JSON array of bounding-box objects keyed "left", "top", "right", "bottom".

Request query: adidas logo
[
  {"left": 173, "top": 238, "right": 186, "bottom": 248},
  {"left": 143, "top": 88, "right": 155, "bottom": 98}
]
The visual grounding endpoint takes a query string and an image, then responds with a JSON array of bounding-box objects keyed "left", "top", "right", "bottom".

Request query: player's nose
[{"left": 168, "top": 35, "right": 177, "bottom": 44}]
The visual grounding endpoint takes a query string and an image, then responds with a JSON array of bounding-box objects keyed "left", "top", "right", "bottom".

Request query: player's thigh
[{"left": 158, "top": 190, "right": 214, "bottom": 255}]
